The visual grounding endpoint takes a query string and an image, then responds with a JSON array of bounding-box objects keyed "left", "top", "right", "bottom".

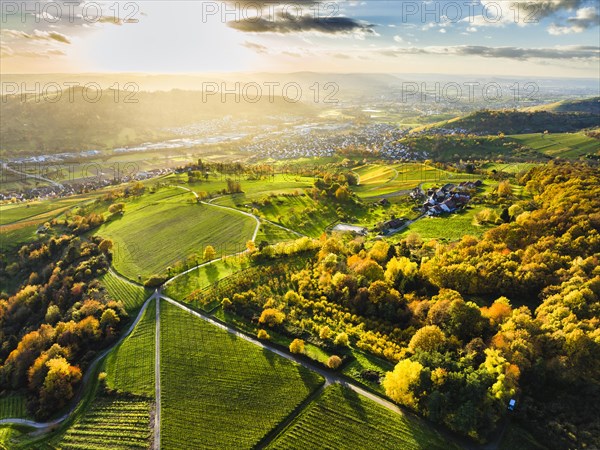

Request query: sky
[{"left": 1, "top": 0, "right": 599, "bottom": 77}]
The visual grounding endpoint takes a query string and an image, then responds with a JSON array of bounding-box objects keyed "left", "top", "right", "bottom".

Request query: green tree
[
  {"left": 203, "top": 245, "right": 217, "bottom": 261},
  {"left": 383, "top": 359, "right": 424, "bottom": 409}
]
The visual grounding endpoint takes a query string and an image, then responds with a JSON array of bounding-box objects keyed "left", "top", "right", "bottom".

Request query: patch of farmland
[
  {"left": 57, "top": 395, "right": 151, "bottom": 450},
  {"left": 104, "top": 299, "right": 155, "bottom": 396},
  {"left": 160, "top": 300, "right": 324, "bottom": 449},
  {"left": 267, "top": 384, "right": 458, "bottom": 450},
  {"left": 99, "top": 271, "right": 151, "bottom": 313}
]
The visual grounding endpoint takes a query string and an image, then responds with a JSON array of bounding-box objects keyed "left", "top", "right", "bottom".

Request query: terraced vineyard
[
  {"left": 56, "top": 395, "right": 151, "bottom": 450},
  {"left": 97, "top": 199, "right": 256, "bottom": 280},
  {"left": 0, "top": 394, "right": 28, "bottom": 420},
  {"left": 164, "top": 257, "right": 250, "bottom": 306},
  {"left": 160, "top": 300, "right": 324, "bottom": 449},
  {"left": 104, "top": 299, "right": 155, "bottom": 396},
  {"left": 509, "top": 132, "right": 599, "bottom": 158},
  {"left": 267, "top": 384, "right": 456, "bottom": 450},
  {"left": 100, "top": 271, "right": 151, "bottom": 313}
]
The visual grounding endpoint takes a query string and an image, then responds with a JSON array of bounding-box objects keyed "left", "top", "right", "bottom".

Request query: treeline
[
  {"left": 432, "top": 109, "right": 599, "bottom": 134},
  {"left": 199, "top": 163, "right": 598, "bottom": 447},
  {"left": 0, "top": 221, "right": 127, "bottom": 419}
]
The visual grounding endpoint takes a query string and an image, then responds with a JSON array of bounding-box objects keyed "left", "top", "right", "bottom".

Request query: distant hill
[
  {"left": 411, "top": 101, "right": 599, "bottom": 135},
  {"left": 0, "top": 88, "right": 315, "bottom": 156},
  {"left": 524, "top": 97, "right": 600, "bottom": 114}
]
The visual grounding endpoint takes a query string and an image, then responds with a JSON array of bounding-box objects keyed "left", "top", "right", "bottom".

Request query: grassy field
[
  {"left": 0, "top": 393, "right": 28, "bottom": 420},
  {"left": 55, "top": 395, "right": 152, "bottom": 450},
  {"left": 0, "top": 195, "right": 93, "bottom": 250},
  {"left": 396, "top": 206, "right": 498, "bottom": 241},
  {"left": 96, "top": 194, "right": 256, "bottom": 280},
  {"left": 160, "top": 300, "right": 324, "bottom": 449},
  {"left": 352, "top": 163, "right": 477, "bottom": 199},
  {"left": 499, "top": 423, "right": 547, "bottom": 450},
  {"left": 99, "top": 271, "right": 151, "bottom": 314},
  {"left": 508, "top": 132, "right": 599, "bottom": 158},
  {"left": 256, "top": 221, "right": 300, "bottom": 244},
  {"left": 341, "top": 351, "right": 395, "bottom": 395},
  {"left": 104, "top": 299, "right": 155, "bottom": 397},
  {"left": 267, "top": 384, "right": 458, "bottom": 450},
  {"left": 482, "top": 162, "right": 540, "bottom": 174}
]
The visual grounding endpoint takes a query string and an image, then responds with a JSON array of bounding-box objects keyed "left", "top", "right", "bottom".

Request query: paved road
[
  {"left": 154, "top": 295, "right": 161, "bottom": 450},
  {"left": 2, "top": 162, "right": 64, "bottom": 189}
]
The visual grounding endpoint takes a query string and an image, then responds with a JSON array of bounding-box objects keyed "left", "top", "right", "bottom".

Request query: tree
[
  {"left": 369, "top": 241, "right": 390, "bottom": 263},
  {"left": 406, "top": 232, "right": 423, "bottom": 249},
  {"left": 100, "top": 308, "right": 120, "bottom": 330},
  {"left": 383, "top": 359, "right": 424, "bottom": 409},
  {"left": 108, "top": 203, "right": 125, "bottom": 215},
  {"left": 334, "top": 332, "right": 349, "bottom": 347},
  {"left": 319, "top": 325, "right": 331, "bottom": 340},
  {"left": 385, "top": 256, "right": 418, "bottom": 289},
  {"left": 246, "top": 240, "right": 256, "bottom": 253},
  {"left": 335, "top": 186, "right": 350, "bottom": 202},
  {"left": 98, "top": 239, "right": 113, "bottom": 254},
  {"left": 409, "top": 325, "right": 446, "bottom": 353},
  {"left": 327, "top": 355, "right": 342, "bottom": 369},
  {"left": 497, "top": 180, "right": 513, "bottom": 197},
  {"left": 258, "top": 308, "right": 285, "bottom": 327},
  {"left": 289, "top": 339, "right": 305, "bottom": 354},
  {"left": 203, "top": 245, "right": 216, "bottom": 261},
  {"left": 38, "top": 357, "right": 82, "bottom": 416}
]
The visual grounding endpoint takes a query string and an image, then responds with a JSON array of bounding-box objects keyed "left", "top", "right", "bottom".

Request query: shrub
[
  {"left": 327, "top": 355, "right": 342, "bottom": 369},
  {"left": 289, "top": 339, "right": 305, "bottom": 354},
  {"left": 257, "top": 329, "right": 270, "bottom": 340},
  {"left": 259, "top": 308, "right": 285, "bottom": 327},
  {"left": 334, "top": 332, "right": 349, "bottom": 347}
]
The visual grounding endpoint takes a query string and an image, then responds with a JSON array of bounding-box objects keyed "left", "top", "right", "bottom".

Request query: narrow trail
[{"left": 154, "top": 295, "right": 161, "bottom": 450}]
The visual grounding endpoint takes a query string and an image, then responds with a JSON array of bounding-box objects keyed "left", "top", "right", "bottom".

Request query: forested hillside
[{"left": 211, "top": 163, "right": 599, "bottom": 448}]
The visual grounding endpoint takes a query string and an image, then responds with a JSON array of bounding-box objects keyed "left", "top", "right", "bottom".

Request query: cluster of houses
[
  {"left": 422, "top": 180, "right": 481, "bottom": 216},
  {"left": 0, "top": 168, "right": 169, "bottom": 203}
]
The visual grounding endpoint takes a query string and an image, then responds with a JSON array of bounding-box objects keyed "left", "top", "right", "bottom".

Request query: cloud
[
  {"left": 548, "top": 6, "right": 599, "bottom": 34},
  {"left": 1, "top": 47, "right": 66, "bottom": 58},
  {"left": 469, "top": 0, "right": 590, "bottom": 27},
  {"left": 228, "top": 12, "right": 375, "bottom": 36},
  {"left": 1, "top": 29, "right": 71, "bottom": 44},
  {"left": 379, "top": 45, "right": 599, "bottom": 60},
  {"left": 242, "top": 41, "right": 269, "bottom": 54}
]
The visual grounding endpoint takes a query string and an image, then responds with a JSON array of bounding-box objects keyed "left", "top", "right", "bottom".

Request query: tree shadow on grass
[
  {"left": 339, "top": 383, "right": 368, "bottom": 422},
  {"left": 261, "top": 346, "right": 276, "bottom": 367},
  {"left": 296, "top": 365, "right": 323, "bottom": 393},
  {"left": 205, "top": 264, "right": 220, "bottom": 285}
]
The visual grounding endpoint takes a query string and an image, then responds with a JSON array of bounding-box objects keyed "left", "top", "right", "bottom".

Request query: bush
[
  {"left": 259, "top": 308, "right": 285, "bottom": 327},
  {"left": 144, "top": 274, "right": 166, "bottom": 287},
  {"left": 289, "top": 339, "right": 305, "bottom": 354},
  {"left": 257, "top": 329, "right": 270, "bottom": 340},
  {"left": 327, "top": 355, "right": 342, "bottom": 369},
  {"left": 334, "top": 332, "right": 349, "bottom": 347}
]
